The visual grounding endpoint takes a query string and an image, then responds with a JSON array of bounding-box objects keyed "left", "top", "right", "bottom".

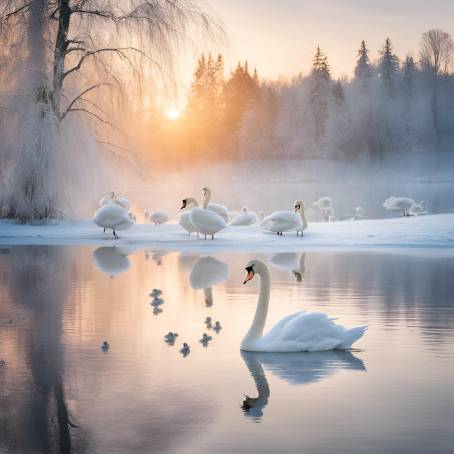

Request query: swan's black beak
[
  {"left": 243, "top": 266, "right": 254, "bottom": 284},
  {"left": 180, "top": 199, "right": 187, "bottom": 210},
  {"left": 294, "top": 204, "right": 299, "bottom": 212}
]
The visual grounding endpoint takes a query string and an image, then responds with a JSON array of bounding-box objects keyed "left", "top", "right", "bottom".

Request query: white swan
[
  {"left": 312, "top": 197, "right": 334, "bottom": 222},
  {"left": 99, "top": 189, "right": 116, "bottom": 206},
  {"left": 261, "top": 200, "right": 307, "bottom": 236},
  {"left": 241, "top": 260, "right": 366, "bottom": 352},
  {"left": 190, "top": 189, "right": 227, "bottom": 240},
  {"left": 229, "top": 207, "right": 257, "bottom": 226},
  {"left": 179, "top": 197, "right": 199, "bottom": 237},
  {"left": 150, "top": 210, "right": 170, "bottom": 225},
  {"left": 203, "top": 187, "right": 229, "bottom": 222},
  {"left": 93, "top": 203, "right": 134, "bottom": 238},
  {"left": 409, "top": 200, "right": 427, "bottom": 216},
  {"left": 99, "top": 190, "right": 131, "bottom": 211},
  {"left": 383, "top": 197, "right": 416, "bottom": 217}
]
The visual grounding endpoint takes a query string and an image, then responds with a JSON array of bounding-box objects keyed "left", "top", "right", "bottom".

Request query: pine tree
[
  {"left": 354, "top": 40, "right": 372, "bottom": 86},
  {"left": 310, "top": 46, "right": 331, "bottom": 142},
  {"left": 379, "top": 38, "right": 400, "bottom": 96},
  {"left": 333, "top": 80, "right": 345, "bottom": 107}
]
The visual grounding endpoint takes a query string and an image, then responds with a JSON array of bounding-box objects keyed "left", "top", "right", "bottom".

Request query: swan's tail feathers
[{"left": 339, "top": 325, "right": 367, "bottom": 349}]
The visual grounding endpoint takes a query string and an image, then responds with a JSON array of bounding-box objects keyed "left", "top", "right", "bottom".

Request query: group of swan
[
  {"left": 383, "top": 197, "right": 427, "bottom": 217},
  {"left": 241, "top": 260, "right": 366, "bottom": 352},
  {"left": 180, "top": 187, "right": 228, "bottom": 239},
  {"left": 93, "top": 190, "right": 134, "bottom": 238}
]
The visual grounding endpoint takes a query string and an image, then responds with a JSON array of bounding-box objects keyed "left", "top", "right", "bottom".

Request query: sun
[{"left": 166, "top": 107, "right": 180, "bottom": 120}]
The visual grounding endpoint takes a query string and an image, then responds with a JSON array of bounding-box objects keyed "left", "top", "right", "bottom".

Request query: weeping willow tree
[{"left": 0, "top": 0, "right": 216, "bottom": 221}]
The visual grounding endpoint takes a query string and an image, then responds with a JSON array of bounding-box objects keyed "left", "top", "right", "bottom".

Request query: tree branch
[
  {"left": 3, "top": 2, "right": 32, "bottom": 20},
  {"left": 60, "top": 84, "right": 101, "bottom": 119},
  {"left": 64, "top": 108, "right": 119, "bottom": 130},
  {"left": 62, "top": 47, "right": 145, "bottom": 80}
]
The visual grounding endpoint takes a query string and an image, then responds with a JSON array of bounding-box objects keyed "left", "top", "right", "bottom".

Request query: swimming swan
[
  {"left": 261, "top": 201, "right": 307, "bottom": 236},
  {"left": 241, "top": 260, "right": 366, "bottom": 352},
  {"left": 189, "top": 189, "right": 227, "bottom": 239},
  {"left": 229, "top": 207, "right": 257, "bottom": 226}
]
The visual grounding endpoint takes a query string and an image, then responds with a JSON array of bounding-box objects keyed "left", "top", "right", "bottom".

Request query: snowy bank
[{"left": 0, "top": 213, "right": 453, "bottom": 252}]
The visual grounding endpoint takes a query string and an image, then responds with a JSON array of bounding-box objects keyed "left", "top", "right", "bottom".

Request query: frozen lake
[{"left": 1, "top": 246, "right": 454, "bottom": 453}]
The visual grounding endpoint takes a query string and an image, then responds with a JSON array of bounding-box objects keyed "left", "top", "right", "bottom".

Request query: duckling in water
[
  {"left": 213, "top": 321, "right": 222, "bottom": 333},
  {"left": 150, "top": 297, "right": 164, "bottom": 307},
  {"left": 199, "top": 333, "right": 213, "bottom": 347},
  {"left": 180, "top": 343, "right": 191, "bottom": 357},
  {"left": 150, "top": 289, "right": 162, "bottom": 298},
  {"left": 101, "top": 341, "right": 110, "bottom": 352},
  {"left": 164, "top": 332, "right": 178, "bottom": 345},
  {"left": 204, "top": 317, "right": 212, "bottom": 329}
]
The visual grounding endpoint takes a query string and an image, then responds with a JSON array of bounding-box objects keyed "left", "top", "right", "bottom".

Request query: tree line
[{"left": 148, "top": 28, "right": 454, "bottom": 163}]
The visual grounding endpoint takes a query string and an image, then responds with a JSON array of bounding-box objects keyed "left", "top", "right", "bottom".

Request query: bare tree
[
  {"left": 419, "top": 29, "right": 453, "bottom": 144},
  {"left": 420, "top": 28, "right": 454, "bottom": 76},
  {"left": 0, "top": 0, "right": 218, "bottom": 221}
]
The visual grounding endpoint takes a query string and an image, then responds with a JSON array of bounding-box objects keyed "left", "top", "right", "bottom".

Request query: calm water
[{"left": 1, "top": 246, "right": 454, "bottom": 453}]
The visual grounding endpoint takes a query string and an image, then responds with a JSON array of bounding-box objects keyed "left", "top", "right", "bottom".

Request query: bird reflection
[
  {"left": 269, "top": 252, "right": 306, "bottom": 282},
  {"left": 93, "top": 246, "right": 135, "bottom": 278},
  {"left": 189, "top": 257, "right": 229, "bottom": 306},
  {"left": 241, "top": 350, "right": 366, "bottom": 421}
]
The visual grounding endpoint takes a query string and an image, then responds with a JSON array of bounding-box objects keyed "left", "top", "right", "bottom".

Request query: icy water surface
[{"left": 1, "top": 246, "right": 454, "bottom": 453}]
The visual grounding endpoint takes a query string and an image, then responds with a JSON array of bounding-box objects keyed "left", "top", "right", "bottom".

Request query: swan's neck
[
  {"left": 203, "top": 190, "right": 211, "bottom": 209},
  {"left": 299, "top": 210, "right": 308, "bottom": 229},
  {"left": 244, "top": 268, "right": 270, "bottom": 342}
]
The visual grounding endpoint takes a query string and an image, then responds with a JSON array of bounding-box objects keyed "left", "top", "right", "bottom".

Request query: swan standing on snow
[
  {"left": 150, "top": 210, "right": 170, "bottom": 225},
  {"left": 312, "top": 197, "right": 334, "bottom": 221},
  {"left": 203, "top": 187, "right": 229, "bottom": 222},
  {"left": 383, "top": 197, "right": 416, "bottom": 217},
  {"left": 189, "top": 189, "right": 227, "bottom": 240},
  {"left": 179, "top": 198, "right": 200, "bottom": 237},
  {"left": 409, "top": 200, "right": 427, "bottom": 216},
  {"left": 241, "top": 260, "right": 366, "bottom": 352},
  {"left": 230, "top": 207, "right": 257, "bottom": 226},
  {"left": 93, "top": 202, "right": 134, "bottom": 238},
  {"left": 261, "top": 201, "right": 307, "bottom": 236}
]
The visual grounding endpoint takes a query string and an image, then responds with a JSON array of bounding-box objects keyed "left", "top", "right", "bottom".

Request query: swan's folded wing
[{"left": 192, "top": 209, "right": 227, "bottom": 229}]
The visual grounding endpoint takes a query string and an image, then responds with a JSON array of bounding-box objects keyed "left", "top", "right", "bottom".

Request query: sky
[{"left": 197, "top": 0, "right": 454, "bottom": 81}]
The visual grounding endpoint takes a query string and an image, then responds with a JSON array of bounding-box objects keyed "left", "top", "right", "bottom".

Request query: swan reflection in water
[
  {"left": 269, "top": 252, "right": 306, "bottom": 282},
  {"left": 189, "top": 257, "right": 229, "bottom": 307},
  {"left": 93, "top": 246, "right": 136, "bottom": 278},
  {"left": 241, "top": 350, "right": 366, "bottom": 421}
]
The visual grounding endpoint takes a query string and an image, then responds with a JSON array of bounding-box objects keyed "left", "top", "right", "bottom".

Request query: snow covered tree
[
  {"left": 0, "top": 0, "right": 215, "bottom": 221},
  {"left": 354, "top": 40, "right": 372, "bottom": 88},
  {"left": 310, "top": 46, "right": 331, "bottom": 142},
  {"left": 378, "top": 38, "right": 400, "bottom": 97}
]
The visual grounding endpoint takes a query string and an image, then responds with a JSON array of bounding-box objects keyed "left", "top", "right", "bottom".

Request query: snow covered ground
[{"left": 0, "top": 213, "right": 453, "bottom": 252}]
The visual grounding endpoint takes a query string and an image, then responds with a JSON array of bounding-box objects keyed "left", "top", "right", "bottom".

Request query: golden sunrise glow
[{"left": 166, "top": 107, "right": 181, "bottom": 120}]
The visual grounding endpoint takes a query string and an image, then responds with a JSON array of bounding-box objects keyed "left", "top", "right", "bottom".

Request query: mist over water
[{"left": 130, "top": 152, "right": 454, "bottom": 220}]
